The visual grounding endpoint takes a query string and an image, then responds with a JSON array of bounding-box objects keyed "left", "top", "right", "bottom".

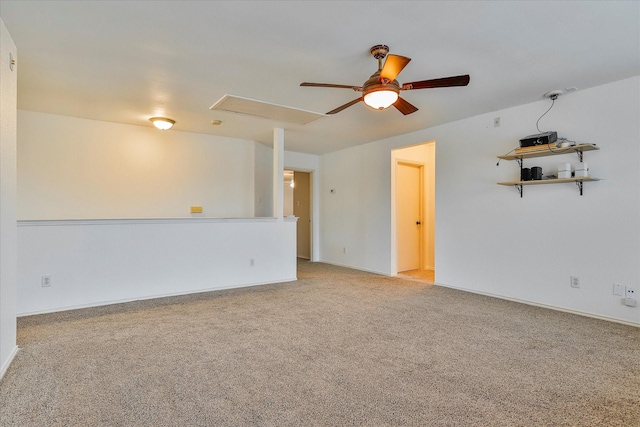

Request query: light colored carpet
[{"left": 1, "top": 261, "right": 639, "bottom": 426}]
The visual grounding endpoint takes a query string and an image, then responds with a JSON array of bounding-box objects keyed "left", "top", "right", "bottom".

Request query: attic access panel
[{"left": 210, "top": 95, "right": 326, "bottom": 125}]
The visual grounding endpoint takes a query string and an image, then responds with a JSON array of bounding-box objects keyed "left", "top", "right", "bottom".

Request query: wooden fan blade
[
  {"left": 326, "top": 97, "right": 363, "bottom": 115},
  {"left": 301, "top": 82, "right": 362, "bottom": 90},
  {"left": 402, "top": 74, "right": 470, "bottom": 90},
  {"left": 393, "top": 97, "right": 419, "bottom": 115},
  {"left": 380, "top": 54, "right": 411, "bottom": 82}
]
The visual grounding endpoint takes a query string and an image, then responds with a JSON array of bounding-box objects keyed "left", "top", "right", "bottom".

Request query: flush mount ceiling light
[{"left": 149, "top": 117, "right": 175, "bottom": 130}]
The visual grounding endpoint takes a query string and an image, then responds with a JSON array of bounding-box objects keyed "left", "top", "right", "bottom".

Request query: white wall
[
  {"left": 14, "top": 113, "right": 307, "bottom": 316},
  {"left": 320, "top": 139, "right": 394, "bottom": 273},
  {"left": 320, "top": 77, "right": 640, "bottom": 325},
  {"left": 17, "top": 218, "right": 297, "bottom": 315},
  {"left": 18, "top": 111, "right": 256, "bottom": 219},
  {"left": 0, "top": 18, "right": 19, "bottom": 378}
]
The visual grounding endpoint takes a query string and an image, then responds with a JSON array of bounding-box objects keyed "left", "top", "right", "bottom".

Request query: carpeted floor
[
  {"left": 397, "top": 269, "right": 435, "bottom": 283},
  {"left": 1, "top": 261, "right": 639, "bottom": 426}
]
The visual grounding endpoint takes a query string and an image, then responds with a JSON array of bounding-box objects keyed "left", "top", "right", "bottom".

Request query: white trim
[
  {"left": 17, "top": 277, "right": 298, "bottom": 317},
  {"left": 17, "top": 217, "right": 295, "bottom": 227},
  {"left": 435, "top": 282, "right": 640, "bottom": 328},
  {"left": 319, "top": 262, "right": 638, "bottom": 328},
  {"left": 0, "top": 345, "right": 19, "bottom": 380},
  {"left": 321, "top": 261, "right": 392, "bottom": 277}
]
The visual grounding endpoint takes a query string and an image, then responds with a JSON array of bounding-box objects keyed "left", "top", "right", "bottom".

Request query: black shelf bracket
[
  {"left": 576, "top": 180, "right": 583, "bottom": 196},
  {"left": 514, "top": 184, "right": 523, "bottom": 197},
  {"left": 517, "top": 158, "right": 523, "bottom": 197},
  {"left": 576, "top": 150, "right": 584, "bottom": 162}
]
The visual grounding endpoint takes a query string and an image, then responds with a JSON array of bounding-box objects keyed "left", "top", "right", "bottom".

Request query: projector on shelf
[{"left": 519, "top": 131, "right": 557, "bottom": 148}]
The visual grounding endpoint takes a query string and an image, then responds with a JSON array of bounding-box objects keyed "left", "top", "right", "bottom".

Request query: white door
[{"left": 397, "top": 163, "right": 422, "bottom": 272}]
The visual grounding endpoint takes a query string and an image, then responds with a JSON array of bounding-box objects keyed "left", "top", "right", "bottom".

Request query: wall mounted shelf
[
  {"left": 497, "top": 143, "right": 600, "bottom": 197},
  {"left": 498, "top": 176, "right": 600, "bottom": 197}
]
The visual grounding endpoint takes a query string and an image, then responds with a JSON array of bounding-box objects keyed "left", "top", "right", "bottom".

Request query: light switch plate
[{"left": 613, "top": 283, "right": 625, "bottom": 297}]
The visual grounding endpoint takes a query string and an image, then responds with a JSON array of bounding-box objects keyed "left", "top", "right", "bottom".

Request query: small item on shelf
[
  {"left": 558, "top": 163, "right": 572, "bottom": 179},
  {"left": 531, "top": 166, "right": 542, "bottom": 180},
  {"left": 574, "top": 162, "right": 589, "bottom": 177},
  {"left": 519, "top": 131, "right": 557, "bottom": 147},
  {"left": 521, "top": 168, "right": 531, "bottom": 181}
]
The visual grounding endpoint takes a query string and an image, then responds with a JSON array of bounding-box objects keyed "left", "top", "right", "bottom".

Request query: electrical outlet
[
  {"left": 570, "top": 276, "right": 580, "bottom": 288},
  {"left": 625, "top": 286, "right": 637, "bottom": 307},
  {"left": 494, "top": 117, "right": 500, "bottom": 127},
  {"left": 249, "top": 258, "right": 255, "bottom": 267},
  {"left": 343, "top": 246, "right": 347, "bottom": 254},
  {"left": 41, "top": 276, "right": 51, "bottom": 287}
]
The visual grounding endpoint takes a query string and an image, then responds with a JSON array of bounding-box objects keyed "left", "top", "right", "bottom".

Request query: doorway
[
  {"left": 284, "top": 170, "right": 312, "bottom": 260},
  {"left": 392, "top": 142, "right": 435, "bottom": 280}
]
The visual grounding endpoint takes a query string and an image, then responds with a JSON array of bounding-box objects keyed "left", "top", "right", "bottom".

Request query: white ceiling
[{"left": 1, "top": 1, "right": 638, "bottom": 155}]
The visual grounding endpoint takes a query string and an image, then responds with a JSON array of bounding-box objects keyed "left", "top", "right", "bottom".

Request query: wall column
[
  {"left": 273, "top": 128, "right": 284, "bottom": 220},
  {"left": 0, "top": 18, "right": 19, "bottom": 379}
]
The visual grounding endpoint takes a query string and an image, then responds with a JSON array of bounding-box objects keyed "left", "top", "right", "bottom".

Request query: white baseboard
[
  {"left": 17, "top": 277, "right": 298, "bottom": 317},
  {"left": 321, "top": 261, "right": 389, "bottom": 276},
  {"left": 317, "top": 262, "right": 637, "bottom": 327},
  {"left": 435, "top": 282, "right": 640, "bottom": 328},
  {"left": 0, "top": 345, "right": 19, "bottom": 380}
]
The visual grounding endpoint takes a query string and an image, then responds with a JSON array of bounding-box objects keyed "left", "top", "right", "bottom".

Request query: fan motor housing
[
  {"left": 362, "top": 73, "right": 400, "bottom": 96},
  {"left": 362, "top": 72, "right": 400, "bottom": 110}
]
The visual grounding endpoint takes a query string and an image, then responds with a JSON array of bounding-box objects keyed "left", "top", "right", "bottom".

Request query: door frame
[
  {"left": 391, "top": 141, "right": 436, "bottom": 276},
  {"left": 283, "top": 167, "right": 315, "bottom": 261}
]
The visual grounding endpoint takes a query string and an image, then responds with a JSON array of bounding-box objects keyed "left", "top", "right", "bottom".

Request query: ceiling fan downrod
[{"left": 370, "top": 44, "right": 389, "bottom": 70}]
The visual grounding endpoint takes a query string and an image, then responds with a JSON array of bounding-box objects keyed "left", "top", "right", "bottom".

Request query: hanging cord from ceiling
[{"left": 536, "top": 94, "right": 557, "bottom": 133}]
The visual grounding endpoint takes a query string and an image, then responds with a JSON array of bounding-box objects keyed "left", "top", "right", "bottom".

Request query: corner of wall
[{"left": 0, "top": 17, "right": 19, "bottom": 379}]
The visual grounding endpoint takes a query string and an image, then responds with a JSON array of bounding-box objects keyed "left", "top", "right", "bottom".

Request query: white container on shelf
[
  {"left": 558, "top": 163, "right": 572, "bottom": 179},
  {"left": 574, "top": 162, "right": 589, "bottom": 177}
]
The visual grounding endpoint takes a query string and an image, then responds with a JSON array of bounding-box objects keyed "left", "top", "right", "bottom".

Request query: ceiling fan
[{"left": 300, "top": 45, "right": 470, "bottom": 115}]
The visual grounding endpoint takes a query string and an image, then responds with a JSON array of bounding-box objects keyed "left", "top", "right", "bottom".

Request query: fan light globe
[
  {"left": 363, "top": 90, "right": 398, "bottom": 110},
  {"left": 150, "top": 117, "right": 175, "bottom": 130}
]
